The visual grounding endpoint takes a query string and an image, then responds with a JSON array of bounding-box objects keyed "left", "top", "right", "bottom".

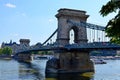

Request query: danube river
[{"left": 0, "top": 59, "right": 120, "bottom": 80}]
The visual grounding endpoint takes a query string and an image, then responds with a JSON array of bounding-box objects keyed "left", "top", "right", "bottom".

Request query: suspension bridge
[
  {"left": 15, "top": 19, "right": 120, "bottom": 54},
  {"left": 14, "top": 8, "right": 120, "bottom": 74}
]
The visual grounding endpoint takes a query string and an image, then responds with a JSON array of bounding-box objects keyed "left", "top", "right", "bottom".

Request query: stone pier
[
  {"left": 45, "top": 51, "right": 94, "bottom": 74},
  {"left": 14, "top": 53, "right": 32, "bottom": 62},
  {"left": 45, "top": 8, "right": 94, "bottom": 75},
  {"left": 59, "top": 51, "right": 94, "bottom": 73}
]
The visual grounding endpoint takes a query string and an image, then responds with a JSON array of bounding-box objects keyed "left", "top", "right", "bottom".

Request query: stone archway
[
  {"left": 56, "top": 8, "right": 89, "bottom": 45},
  {"left": 68, "top": 26, "right": 79, "bottom": 44}
]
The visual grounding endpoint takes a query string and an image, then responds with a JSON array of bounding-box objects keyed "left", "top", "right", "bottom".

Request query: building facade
[{"left": 1, "top": 39, "right": 30, "bottom": 54}]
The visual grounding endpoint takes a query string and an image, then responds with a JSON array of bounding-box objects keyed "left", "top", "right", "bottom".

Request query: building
[{"left": 1, "top": 39, "right": 30, "bottom": 54}]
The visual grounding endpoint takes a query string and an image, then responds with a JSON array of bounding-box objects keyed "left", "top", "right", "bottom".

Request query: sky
[{"left": 0, "top": 0, "right": 116, "bottom": 46}]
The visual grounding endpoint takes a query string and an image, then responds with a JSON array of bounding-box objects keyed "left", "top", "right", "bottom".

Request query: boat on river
[
  {"left": 32, "top": 55, "right": 53, "bottom": 60},
  {"left": 91, "top": 58, "right": 106, "bottom": 64}
]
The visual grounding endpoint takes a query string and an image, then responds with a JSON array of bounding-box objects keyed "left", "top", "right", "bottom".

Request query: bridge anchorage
[{"left": 15, "top": 8, "right": 120, "bottom": 76}]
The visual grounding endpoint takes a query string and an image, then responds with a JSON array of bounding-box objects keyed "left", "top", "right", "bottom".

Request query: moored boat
[{"left": 91, "top": 58, "right": 106, "bottom": 64}]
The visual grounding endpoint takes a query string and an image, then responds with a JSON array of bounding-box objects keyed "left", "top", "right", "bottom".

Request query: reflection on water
[
  {"left": 1, "top": 59, "right": 120, "bottom": 80},
  {"left": 0, "top": 59, "right": 93, "bottom": 80},
  {"left": 0, "top": 59, "right": 47, "bottom": 80},
  {"left": 19, "top": 61, "right": 93, "bottom": 80},
  {"left": 19, "top": 62, "right": 42, "bottom": 80},
  {"left": 18, "top": 60, "right": 47, "bottom": 80},
  {"left": 46, "top": 73, "right": 93, "bottom": 80}
]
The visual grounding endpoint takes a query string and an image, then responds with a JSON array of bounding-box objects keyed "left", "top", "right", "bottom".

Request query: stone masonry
[
  {"left": 56, "top": 8, "right": 89, "bottom": 45},
  {"left": 46, "top": 8, "right": 94, "bottom": 74}
]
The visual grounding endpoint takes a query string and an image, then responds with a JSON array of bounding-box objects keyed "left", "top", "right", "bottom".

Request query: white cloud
[{"left": 5, "top": 3, "right": 16, "bottom": 8}]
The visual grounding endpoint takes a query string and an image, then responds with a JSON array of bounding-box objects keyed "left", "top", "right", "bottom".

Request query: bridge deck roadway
[{"left": 16, "top": 42, "right": 120, "bottom": 54}]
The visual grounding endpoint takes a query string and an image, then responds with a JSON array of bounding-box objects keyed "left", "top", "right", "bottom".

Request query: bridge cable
[
  {"left": 67, "top": 20, "right": 105, "bottom": 31},
  {"left": 90, "top": 29, "right": 92, "bottom": 42},
  {"left": 102, "top": 30, "right": 104, "bottom": 42},
  {"left": 97, "top": 30, "right": 99, "bottom": 42},
  {"left": 93, "top": 28, "right": 95, "bottom": 42},
  {"left": 98, "top": 30, "right": 100, "bottom": 42},
  {"left": 42, "top": 28, "right": 58, "bottom": 45},
  {"left": 88, "top": 28, "right": 92, "bottom": 43},
  {"left": 87, "top": 28, "right": 91, "bottom": 43}
]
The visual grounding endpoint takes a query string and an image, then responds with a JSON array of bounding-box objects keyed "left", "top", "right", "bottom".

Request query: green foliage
[
  {"left": 100, "top": 0, "right": 120, "bottom": 44},
  {"left": 0, "top": 48, "right": 3, "bottom": 55},
  {"left": 116, "top": 54, "right": 120, "bottom": 56},
  {"left": 1, "top": 47, "right": 12, "bottom": 55},
  {"left": 100, "top": 0, "right": 119, "bottom": 16},
  {"left": 110, "top": 37, "right": 120, "bottom": 44}
]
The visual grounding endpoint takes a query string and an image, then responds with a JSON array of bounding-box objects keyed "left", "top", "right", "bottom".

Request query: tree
[
  {"left": 100, "top": 0, "right": 120, "bottom": 44},
  {"left": 0, "top": 48, "right": 3, "bottom": 55},
  {"left": 2, "top": 47, "right": 12, "bottom": 55}
]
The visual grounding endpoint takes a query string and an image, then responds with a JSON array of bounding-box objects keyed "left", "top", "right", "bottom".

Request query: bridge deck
[{"left": 16, "top": 42, "right": 120, "bottom": 54}]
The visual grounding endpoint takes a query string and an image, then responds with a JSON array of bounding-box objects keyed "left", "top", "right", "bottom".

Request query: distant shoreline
[{"left": 0, "top": 55, "right": 12, "bottom": 60}]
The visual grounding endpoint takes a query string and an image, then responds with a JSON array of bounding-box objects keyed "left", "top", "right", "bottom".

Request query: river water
[{"left": 0, "top": 59, "right": 120, "bottom": 80}]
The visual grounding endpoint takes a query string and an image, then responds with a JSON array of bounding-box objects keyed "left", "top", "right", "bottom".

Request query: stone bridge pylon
[
  {"left": 56, "top": 8, "right": 88, "bottom": 45},
  {"left": 46, "top": 8, "right": 94, "bottom": 75}
]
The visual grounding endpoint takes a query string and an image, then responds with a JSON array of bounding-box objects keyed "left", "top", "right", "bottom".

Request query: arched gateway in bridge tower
[
  {"left": 46, "top": 8, "right": 94, "bottom": 75},
  {"left": 56, "top": 8, "right": 88, "bottom": 45}
]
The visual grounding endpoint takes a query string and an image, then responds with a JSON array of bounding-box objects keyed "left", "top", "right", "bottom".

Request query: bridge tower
[
  {"left": 56, "top": 8, "right": 88, "bottom": 45},
  {"left": 46, "top": 8, "right": 94, "bottom": 75}
]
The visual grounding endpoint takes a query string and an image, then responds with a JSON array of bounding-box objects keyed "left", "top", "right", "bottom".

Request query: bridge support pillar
[
  {"left": 59, "top": 51, "right": 94, "bottom": 73},
  {"left": 15, "top": 53, "right": 32, "bottom": 62},
  {"left": 46, "top": 51, "right": 94, "bottom": 74}
]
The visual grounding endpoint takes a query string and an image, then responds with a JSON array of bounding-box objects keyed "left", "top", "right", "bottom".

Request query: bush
[{"left": 0, "top": 47, "right": 12, "bottom": 55}]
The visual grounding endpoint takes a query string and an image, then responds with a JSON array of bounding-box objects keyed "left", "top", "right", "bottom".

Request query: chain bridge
[{"left": 15, "top": 8, "right": 120, "bottom": 74}]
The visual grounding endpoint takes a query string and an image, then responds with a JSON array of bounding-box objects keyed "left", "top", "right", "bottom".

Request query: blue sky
[{"left": 0, "top": 0, "right": 116, "bottom": 45}]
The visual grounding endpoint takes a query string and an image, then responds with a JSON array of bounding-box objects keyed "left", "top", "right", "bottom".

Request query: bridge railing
[{"left": 65, "top": 42, "right": 120, "bottom": 49}]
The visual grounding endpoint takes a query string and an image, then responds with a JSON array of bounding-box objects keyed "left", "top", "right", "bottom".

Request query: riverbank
[
  {"left": 0, "top": 55, "right": 12, "bottom": 60},
  {"left": 91, "top": 56, "right": 120, "bottom": 60}
]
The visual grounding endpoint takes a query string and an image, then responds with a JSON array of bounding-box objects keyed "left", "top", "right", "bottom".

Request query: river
[{"left": 0, "top": 59, "right": 120, "bottom": 80}]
